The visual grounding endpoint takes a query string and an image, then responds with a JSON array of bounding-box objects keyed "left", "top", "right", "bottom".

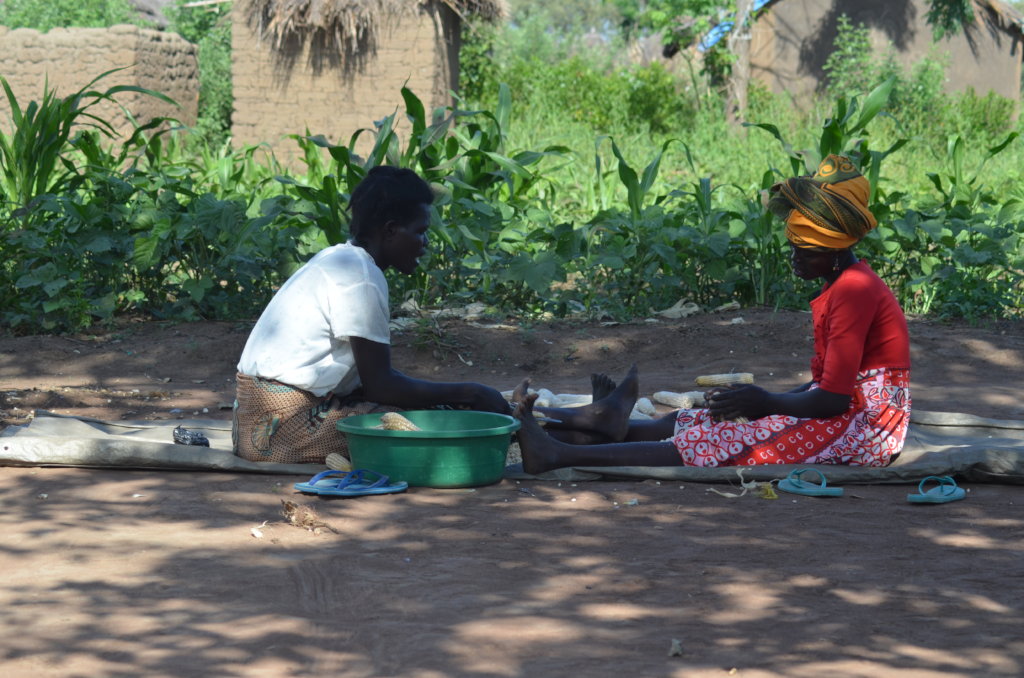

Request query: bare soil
[{"left": 1, "top": 310, "right": 1022, "bottom": 677}]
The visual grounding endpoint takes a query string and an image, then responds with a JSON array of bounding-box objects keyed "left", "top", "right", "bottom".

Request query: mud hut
[
  {"left": 748, "top": 0, "right": 1024, "bottom": 103},
  {"left": 232, "top": 0, "right": 504, "bottom": 162}
]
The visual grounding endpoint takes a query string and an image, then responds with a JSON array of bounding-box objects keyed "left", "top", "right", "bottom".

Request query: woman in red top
[{"left": 511, "top": 155, "right": 911, "bottom": 473}]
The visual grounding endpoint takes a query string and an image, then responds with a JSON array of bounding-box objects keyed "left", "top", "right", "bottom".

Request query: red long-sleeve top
[{"left": 809, "top": 261, "right": 911, "bottom": 396}]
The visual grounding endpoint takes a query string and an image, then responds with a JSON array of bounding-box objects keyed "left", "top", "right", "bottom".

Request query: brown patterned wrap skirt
[{"left": 232, "top": 373, "right": 394, "bottom": 465}]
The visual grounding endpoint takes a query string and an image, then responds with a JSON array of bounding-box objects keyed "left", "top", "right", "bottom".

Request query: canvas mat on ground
[{"left": 2, "top": 409, "right": 1023, "bottom": 484}]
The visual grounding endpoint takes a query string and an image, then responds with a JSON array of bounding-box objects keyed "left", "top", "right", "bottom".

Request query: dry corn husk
[
  {"left": 634, "top": 397, "right": 657, "bottom": 416},
  {"left": 533, "top": 388, "right": 558, "bottom": 408},
  {"left": 500, "top": 389, "right": 592, "bottom": 408},
  {"left": 506, "top": 441, "right": 522, "bottom": 466},
  {"left": 553, "top": 393, "right": 592, "bottom": 407}
]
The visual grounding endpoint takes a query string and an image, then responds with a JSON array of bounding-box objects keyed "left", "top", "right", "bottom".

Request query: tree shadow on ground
[{"left": 0, "top": 466, "right": 1021, "bottom": 677}]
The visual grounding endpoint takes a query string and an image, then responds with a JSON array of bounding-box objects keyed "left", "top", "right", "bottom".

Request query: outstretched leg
[{"left": 512, "top": 381, "right": 684, "bottom": 474}]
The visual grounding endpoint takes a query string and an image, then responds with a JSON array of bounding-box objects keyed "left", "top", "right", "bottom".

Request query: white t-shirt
[{"left": 237, "top": 242, "right": 390, "bottom": 397}]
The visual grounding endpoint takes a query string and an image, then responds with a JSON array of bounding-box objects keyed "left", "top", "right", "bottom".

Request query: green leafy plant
[
  {"left": 0, "top": 0, "right": 139, "bottom": 31},
  {"left": 4, "top": 52, "right": 1024, "bottom": 333},
  {"left": 166, "top": 0, "right": 233, "bottom": 148},
  {"left": 273, "top": 85, "right": 570, "bottom": 314},
  {"left": 0, "top": 69, "right": 177, "bottom": 211},
  {"left": 878, "top": 133, "right": 1022, "bottom": 318},
  {"left": 746, "top": 76, "right": 904, "bottom": 202}
]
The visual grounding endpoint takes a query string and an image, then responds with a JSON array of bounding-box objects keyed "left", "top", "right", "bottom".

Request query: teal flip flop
[
  {"left": 908, "top": 475, "right": 965, "bottom": 504},
  {"left": 294, "top": 469, "right": 408, "bottom": 497},
  {"left": 777, "top": 468, "right": 844, "bottom": 497}
]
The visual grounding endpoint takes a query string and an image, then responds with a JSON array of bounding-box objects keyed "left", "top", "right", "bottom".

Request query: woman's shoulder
[
  {"left": 310, "top": 243, "right": 380, "bottom": 277},
  {"left": 839, "top": 260, "right": 888, "bottom": 287},
  {"left": 312, "top": 242, "right": 362, "bottom": 263},
  {"left": 820, "top": 261, "right": 889, "bottom": 305}
]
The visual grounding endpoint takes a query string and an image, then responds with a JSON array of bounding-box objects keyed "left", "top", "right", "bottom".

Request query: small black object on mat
[{"left": 173, "top": 425, "right": 210, "bottom": 447}]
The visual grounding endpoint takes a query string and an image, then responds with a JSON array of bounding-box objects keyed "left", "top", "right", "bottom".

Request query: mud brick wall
[
  {"left": 749, "top": 0, "right": 1022, "bottom": 105},
  {"left": 232, "top": 1, "right": 460, "bottom": 164},
  {"left": 0, "top": 24, "right": 199, "bottom": 138}
]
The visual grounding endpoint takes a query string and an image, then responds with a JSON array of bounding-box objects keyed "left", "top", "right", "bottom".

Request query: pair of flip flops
[
  {"left": 294, "top": 469, "right": 408, "bottom": 497},
  {"left": 778, "top": 469, "right": 966, "bottom": 504}
]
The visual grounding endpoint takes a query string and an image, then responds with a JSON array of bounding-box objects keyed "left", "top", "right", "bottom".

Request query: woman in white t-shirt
[{"left": 233, "top": 166, "right": 510, "bottom": 464}]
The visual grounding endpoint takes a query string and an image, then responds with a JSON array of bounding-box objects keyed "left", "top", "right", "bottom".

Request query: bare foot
[
  {"left": 576, "top": 363, "right": 639, "bottom": 442},
  {"left": 590, "top": 373, "right": 616, "bottom": 401},
  {"left": 511, "top": 377, "right": 532, "bottom": 407},
  {"left": 511, "top": 380, "right": 568, "bottom": 474}
]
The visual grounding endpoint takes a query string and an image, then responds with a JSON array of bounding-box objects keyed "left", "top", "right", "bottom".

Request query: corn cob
[
  {"left": 695, "top": 373, "right": 754, "bottom": 423},
  {"left": 694, "top": 372, "right": 754, "bottom": 387},
  {"left": 325, "top": 452, "right": 352, "bottom": 471},
  {"left": 635, "top": 397, "right": 657, "bottom": 416},
  {"left": 380, "top": 412, "right": 422, "bottom": 431},
  {"left": 653, "top": 390, "right": 706, "bottom": 409}
]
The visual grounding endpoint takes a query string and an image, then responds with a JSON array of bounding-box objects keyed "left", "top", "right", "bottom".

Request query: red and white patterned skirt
[{"left": 671, "top": 368, "right": 911, "bottom": 467}]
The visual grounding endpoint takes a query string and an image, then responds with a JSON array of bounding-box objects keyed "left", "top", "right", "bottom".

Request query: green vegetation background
[{"left": 0, "top": 0, "right": 1021, "bottom": 333}]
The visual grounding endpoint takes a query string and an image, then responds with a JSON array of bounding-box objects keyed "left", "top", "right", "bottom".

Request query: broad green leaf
[
  {"left": 401, "top": 87, "right": 426, "bottom": 140},
  {"left": 704, "top": 231, "right": 731, "bottom": 257},
  {"left": 132, "top": 234, "right": 161, "bottom": 268},
  {"left": 496, "top": 83, "right": 511, "bottom": 137},
  {"left": 987, "top": 131, "right": 1019, "bottom": 157},
  {"left": 182, "top": 276, "right": 213, "bottom": 301},
  {"left": 851, "top": 76, "right": 896, "bottom": 131},
  {"left": 456, "top": 222, "right": 485, "bottom": 244}
]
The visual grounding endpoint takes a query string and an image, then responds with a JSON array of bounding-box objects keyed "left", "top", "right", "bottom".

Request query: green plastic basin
[{"left": 336, "top": 410, "right": 521, "bottom": 488}]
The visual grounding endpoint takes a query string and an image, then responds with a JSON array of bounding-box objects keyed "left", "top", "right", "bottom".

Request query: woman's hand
[
  {"left": 467, "top": 385, "right": 512, "bottom": 415},
  {"left": 706, "top": 385, "right": 771, "bottom": 422},
  {"left": 707, "top": 383, "right": 851, "bottom": 421}
]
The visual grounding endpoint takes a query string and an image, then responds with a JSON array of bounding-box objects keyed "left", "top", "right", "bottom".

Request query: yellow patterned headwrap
[{"left": 767, "top": 155, "right": 877, "bottom": 250}]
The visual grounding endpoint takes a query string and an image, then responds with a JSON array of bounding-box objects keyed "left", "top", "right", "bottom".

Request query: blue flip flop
[
  {"left": 294, "top": 469, "right": 408, "bottom": 497},
  {"left": 777, "top": 468, "right": 844, "bottom": 497},
  {"left": 908, "top": 476, "right": 965, "bottom": 504}
]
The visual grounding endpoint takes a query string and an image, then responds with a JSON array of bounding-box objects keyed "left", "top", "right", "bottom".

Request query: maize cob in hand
[
  {"left": 694, "top": 372, "right": 755, "bottom": 387},
  {"left": 695, "top": 373, "right": 754, "bottom": 423},
  {"left": 380, "top": 412, "right": 422, "bottom": 431}
]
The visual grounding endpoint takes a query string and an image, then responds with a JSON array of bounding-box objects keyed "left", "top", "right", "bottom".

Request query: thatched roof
[
  {"left": 977, "top": 0, "right": 1024, "bottom": 35},
  {"left": 244, "top": 0, "right": 506, "bottom": 51}
]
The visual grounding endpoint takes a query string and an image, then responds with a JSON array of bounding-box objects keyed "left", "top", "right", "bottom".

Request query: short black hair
[{"left": 348, "top": 166, "right": 433, "bottom": 241}]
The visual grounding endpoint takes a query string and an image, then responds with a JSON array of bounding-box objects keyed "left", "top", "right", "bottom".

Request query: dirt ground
[{"left": 1, "top": 308, "right": 1023, "bottom": 677}]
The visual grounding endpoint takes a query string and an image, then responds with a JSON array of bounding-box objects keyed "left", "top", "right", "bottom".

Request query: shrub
[
  {"left": 822, "top": 15, "right": 877, "bottom": 98},
  {"left": 824, "top": 15, "right": 950, "bottom": 139},
  {"left": 0, "top": 0, "right": 139, "bottom": 31},
  {"left": 166, "top": 0, "right": 233, "bottom": 149},
  {"left": 625, "top": 62, "right": 694, "bottom": 134},
  {"left": 951, "top": 88, "right": 1016, "bottom": 142}
]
